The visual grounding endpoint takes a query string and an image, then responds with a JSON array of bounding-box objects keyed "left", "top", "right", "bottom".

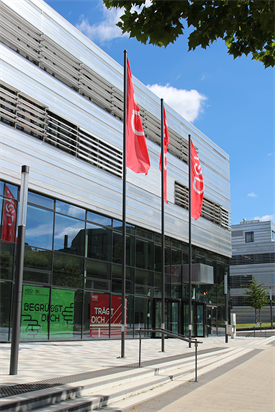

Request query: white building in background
[
  {"left": 230, "top": 219, "right": 275, "bottom": 324},
  {"left": 0, "top": 0, "right": 231, "bottom": 341}
]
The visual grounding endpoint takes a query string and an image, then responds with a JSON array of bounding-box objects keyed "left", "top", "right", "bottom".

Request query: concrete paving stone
[{"left": 1, "top": 335, "right": 275, "bottom": 412}]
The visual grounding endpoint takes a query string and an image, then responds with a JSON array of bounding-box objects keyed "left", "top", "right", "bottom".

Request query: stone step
[{"left": 0, "top": 347, "right": 249, "bottom": 412}]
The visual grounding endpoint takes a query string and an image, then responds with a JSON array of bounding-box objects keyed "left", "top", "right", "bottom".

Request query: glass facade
[{"left": 0, "top": 180, "right": 229, "bottom": 341}]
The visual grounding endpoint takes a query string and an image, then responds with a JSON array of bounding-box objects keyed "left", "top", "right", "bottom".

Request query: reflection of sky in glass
[
  {"left": 25, "top": 205, "right": 54, "bottom": 249},
  {"left": 56, "top": 200, "right": 85, "bottom": 220},
  {"left": 0, "top": 182, "right": 4, "bottom": 196},
  {"left": 54, "top": 214, "right": 85, "bottom": 251},
  {"left": 87, "top": 211, "right": 111, "bottom": 227},
  {"left": 28, "top": 191, "right": 54, "bottom": 210},
  {"left": 5, "top": 183, "right": 18, "bottom": 199}
]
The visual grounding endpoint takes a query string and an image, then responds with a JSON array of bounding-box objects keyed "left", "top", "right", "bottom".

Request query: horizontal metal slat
[
  {"left": 40, "top": 57, "right": 79, "bottom": 88},
  {"left": 78, "top": 132, "right": 122, "bottom": 158},
  {"left": 42, "top": 35, "right": 81, "bottom": 65},
  {"left": 77, "top": 152, "right": 122, "bottom": 177},
  {"left": 40, "top": 48, "right": 80, "bottom": 78},
  {"left": 0, "top": 29, "right": 40, "bottom": 61},
  {"left": 0, "top": 17, "right": 41, "bottom": 50}
]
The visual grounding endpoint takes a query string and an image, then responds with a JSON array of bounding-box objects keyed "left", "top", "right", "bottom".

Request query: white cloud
[
  {"left": 254, "top": 214, "right": 275, "bottom": 222},
  {"left": 75, "top": 0, "right": 151, "bottom": 43},
  {"left": 76, "top": 6, "right": 125, "bottom": 42},
  {"left": 147, "top": 84, "right": 207, "bottom": 123},
  {"left": 247, "top": 192, "right": 258, "bottom": 198}
]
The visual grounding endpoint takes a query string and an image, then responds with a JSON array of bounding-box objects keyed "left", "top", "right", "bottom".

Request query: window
[
  {"left": 245, "top": 232, "right": 254, "bottom": 243},
  {"left": 272, "top": 231, "right": 275, "bottom": 241}
]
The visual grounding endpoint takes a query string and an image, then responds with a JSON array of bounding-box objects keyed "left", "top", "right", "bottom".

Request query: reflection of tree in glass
[
  {"left": 53, "top": 254, "right": 83, "bottom": 288},
  {"left": 0, "top": 251, "right": 12, "bottom": 278},
  {"left": 24, "top": 247, "right": 51, "bottom": 270}
]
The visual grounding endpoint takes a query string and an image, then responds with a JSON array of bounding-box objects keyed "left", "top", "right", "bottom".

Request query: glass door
[
  {"left": 167, "top": 301, "right": 179, "bottom": 334},
  {"left": 196, "top": 304, "right": 204, "bottom": 337},
  {"left": 154, "top": 299, "right": 180, "bottom": 335}
]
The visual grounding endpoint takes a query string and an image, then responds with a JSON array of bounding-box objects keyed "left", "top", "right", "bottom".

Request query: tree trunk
[{"left": 255, "top": 308, "right": 257, "bottom": 324}]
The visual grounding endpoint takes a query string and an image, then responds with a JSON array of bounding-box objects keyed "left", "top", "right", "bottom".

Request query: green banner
[
  {"left": 50, "top": 288, "right": 75, "bottom": 338},
  {"left": 21, "top": 285, "right": 50, "bottom": 339},
  {"left": 21, "top": 286, "right": 75, "bottom": 339}
]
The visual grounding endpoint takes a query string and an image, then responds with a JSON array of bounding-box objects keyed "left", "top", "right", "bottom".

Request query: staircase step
[{"left": 0, "top": 346, "right": 250, "bottom": 412}]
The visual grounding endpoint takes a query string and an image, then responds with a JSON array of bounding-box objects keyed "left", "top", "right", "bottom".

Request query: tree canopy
[
  {"left": 103, "top": 0, "right": 275, "bottom": 68},
  {"left": 243, "top": 276, "right": 269, "bottom": 323}
]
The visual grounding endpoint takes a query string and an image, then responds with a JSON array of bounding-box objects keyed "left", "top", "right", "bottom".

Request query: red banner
[
  {"left": 126, "top": 57, "right": 150, "bottom": 175},
  {"left": 1, "top": 186, "right": 17, "bottom": 242},
  {"left": 190, "top": 139, "right": 204, "bottom": 220},
  {"left": 90, "top": 293, "right": 128, "bottom": 338},
  {"left": 159, "top": 105, "right": 170, "bottom": 204}
]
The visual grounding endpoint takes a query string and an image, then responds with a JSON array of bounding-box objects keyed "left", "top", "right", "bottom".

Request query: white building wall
[{"left": 0, "top": 0, "right": 231, "bottom": 258}]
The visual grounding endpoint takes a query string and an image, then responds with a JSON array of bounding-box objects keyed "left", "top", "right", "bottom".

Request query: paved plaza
[{"left": 0, "top": 335, "right": 274, "bottom": 411}]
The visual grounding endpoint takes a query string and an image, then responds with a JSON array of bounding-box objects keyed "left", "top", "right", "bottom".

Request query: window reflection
[
  {"left": 0, "top": 241, "right": 14, "bottom": 280},
  {"left": 85, "top": 259, "right": 110, "bottom": 279},
  {"left": 54, "top": 214, "right": 85, "bottom": 256},
  {"left": 56, "top": 200, "right": 85, "bottom": 220},
  {"left": 0, "top": 281, "right": 12, "bottom": 341},
  {"left": 28, "top": 192, "right": 54, "bottom": 209},
  {"left": 23, "top": 269, "right": 50, "bottom": 283},
  {"left": 3, "top": 182, "right": 18, "bottom": 199},
  {"left": 136, "top": 239, "right": 153, "bottom": 270},
  {"left": 24, "top": 246, "right": 52, "bottom": 271},
  {"left": 86, "top": 223, "right": 111, "bottom": 261},
  {"left": 87, "top": 211, "right": 111, "bottom": 227},
  {"left": 26, "top": 205, "right": 54, "bottom": 249},
  {"left": 53, "top": 252, "right": 83, "bottom": 288}
]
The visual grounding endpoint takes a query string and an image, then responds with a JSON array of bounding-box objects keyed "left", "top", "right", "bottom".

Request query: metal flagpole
[
  {"left": 121, "top": 50, "right": 127, "bottom": 358},
  {"left": 188, "top": 134, "right": 192, "bottom": 348},
  {"left": 10, "top": 165, "right": 29, "bottom": 375},
  {"left": 161, "top": 98, "right": 165, "bottom": 352}
]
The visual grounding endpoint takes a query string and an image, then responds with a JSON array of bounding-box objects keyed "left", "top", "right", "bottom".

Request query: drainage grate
[{"left": 0, "top": 383, "right": 61, "bottom": 398}]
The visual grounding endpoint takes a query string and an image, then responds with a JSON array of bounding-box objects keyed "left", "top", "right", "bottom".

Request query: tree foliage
[
  {"left": 243, "top": 276, "right": 269, "bottom": 323},
  {"left": 103, "top": 0, "right": 275, "bottom": 68}
]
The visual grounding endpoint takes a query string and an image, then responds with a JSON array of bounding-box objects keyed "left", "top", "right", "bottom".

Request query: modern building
[
  {"left": 0, "top": 0, "right": 231, "bottom": 342},
  {"left": 230, "top": 220, "right": 275, "bottom": 324}
]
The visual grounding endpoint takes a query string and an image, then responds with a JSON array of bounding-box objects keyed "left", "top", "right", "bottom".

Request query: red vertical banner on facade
[
  {"left": 90, "top": 293, "right": 128, "bottom": 338},
  {"left": 1, "top": 186, "right": 17, "bottom": 242},
  {"left": 159, "top": 105, "right": 170, "bottom": 204},
  {"left": 126, "top": 57, "right": 150, "bottom": 175},
  {"left": 190, "top": 140, "right": 204, "bottom": 220}
]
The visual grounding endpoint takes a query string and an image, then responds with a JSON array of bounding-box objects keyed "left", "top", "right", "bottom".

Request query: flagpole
[
  {"left": 161, "top": 98, "right": 165, "bottom": 352},
  {"left": 121, "top": 49, "right": 127, "bottom": 358},
  {"left": 188, "top": 134, "right": 192, "bottom": 348}
]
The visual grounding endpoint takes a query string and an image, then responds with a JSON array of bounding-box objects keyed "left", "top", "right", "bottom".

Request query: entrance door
[
  {"left": 196, "top": 304, "right": 204, "bottom": 337},
  {"left": 206, "top": 305, "right": 217, "bottom": 336},
  {"left": 167, "top": 301, "right": 179, "bottom": 334},
  {"left": 153, "top": 300, "right": 180, "bottom": 334}
]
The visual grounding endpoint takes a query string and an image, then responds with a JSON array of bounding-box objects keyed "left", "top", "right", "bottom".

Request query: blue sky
[{"left": 45, "top": 0, "right": 274, "bottom": 225}]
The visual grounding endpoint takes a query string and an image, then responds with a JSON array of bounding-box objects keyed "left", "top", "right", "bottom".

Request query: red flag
[
  {"left": 126, "top": 58, "right": 150, "bottom": 174},
  {"left": 159, "top": 105, "right": 170, "bottom": 204},
  {"left": 190, "top": 139, "right": 204, "bottom": 220},
  {"left": 1, "top": 186, "right": 17, "bottom": 242}
]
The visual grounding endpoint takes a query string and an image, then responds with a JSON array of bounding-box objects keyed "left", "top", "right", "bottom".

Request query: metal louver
[
  {"left": 175, "top": 181, "right": 230, "bottom": 230},
  {"left": 0, "top": 1, "right": 189, "bottom": 164},
  {"left": 0, "top": 82, "right": 122, "bottom": 178}
]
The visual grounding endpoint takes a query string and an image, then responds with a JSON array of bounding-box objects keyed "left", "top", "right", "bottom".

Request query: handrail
[{"left": 135, "top": 328, "right": 203, "bottom": 382}]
